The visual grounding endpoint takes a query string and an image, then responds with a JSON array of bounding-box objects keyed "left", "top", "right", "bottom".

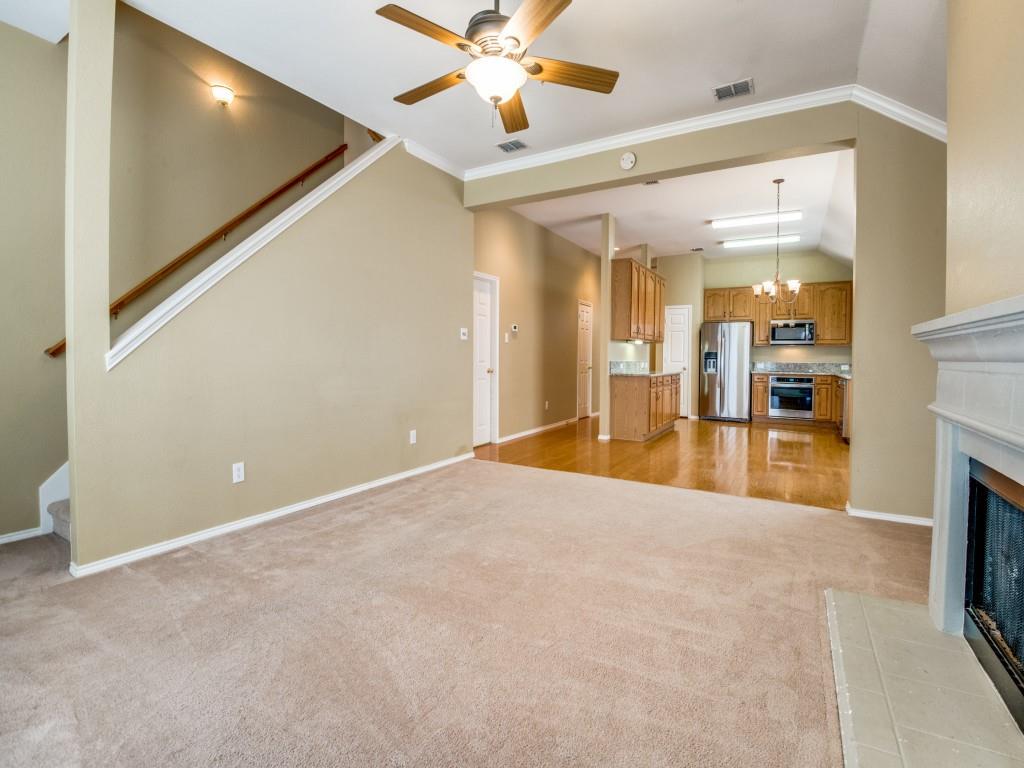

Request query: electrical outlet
[
  {"left": 545, "top": 400, "right": 549, "bottom": 411},
  {"left": 504, "top": 332, "right": 510, "bottom": 343},
  {"left": 409, "top": 429, "right": 417, "bottom": 445},
  {"left": 459, "top": 327, "right": 468, "bottom": 340},
  {"left": 232, "top": 462, "right": 245, "bottom": 484}
]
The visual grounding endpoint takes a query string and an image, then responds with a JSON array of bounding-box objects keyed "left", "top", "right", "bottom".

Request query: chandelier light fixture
[{"left": 751, "top": 178, "right": 801, "bottom": 309}]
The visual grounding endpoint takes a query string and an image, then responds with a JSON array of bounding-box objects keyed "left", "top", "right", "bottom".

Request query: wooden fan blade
[
  {"left": 376, "top": 5, "right": 478, "bottom": 51},
  {"left": 394, "top": 69, "right": 465, "bottom": 105},
  {"left": 498, "top": 92, "right": 529, "bottom": 133},
  {"left": 501, "top": 0, "right": 571, "bottom": 52},
  {"left": 524, "top": 56, "right": 619, "bottom": 93}
]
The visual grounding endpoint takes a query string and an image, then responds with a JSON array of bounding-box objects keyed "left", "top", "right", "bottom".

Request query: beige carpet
[{"left": 0, "top": 459, "right": 930, "bottom": 767}]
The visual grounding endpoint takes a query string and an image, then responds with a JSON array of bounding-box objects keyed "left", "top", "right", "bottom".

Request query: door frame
[
  {"left": 664, "top": 304, "right": 693, "bottom": 417},
  {"left": 473, "top": 271, "right": 500, "bottom": 445},
  {"left": 576, "top": 299, "right": 594, "bottom": 419}
]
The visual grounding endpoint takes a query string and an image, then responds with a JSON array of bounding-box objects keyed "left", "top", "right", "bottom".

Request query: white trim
[
  {"left": 824, "top": 588, "right": 858, "bottom": 768},
  {"left": 849, "top": 85, "right": 947, "bottom": 143},
  {"left": 68, "top": 451, "right": 474, "bottom": 578},
  {"left": 0, "top": 526, "right": 44, "bottom": 545},
  {"left": 472, "top": 271, "right": 501, "bottom": 446},
  {"left": 38, "top": 461, "right": 68, "bottom": 534},
  {"left": 462, "top": 85, "right": 947, "bottom": 181},
  {"left": 496, "top": 417, "right": 578, "bottom": 444},
  {"left": 845, "top": 502, "right": 933, "bottom": 527},
  {"left": 105, "top": 136, "right": 404, "bottom": 371},
  {"left": 597, "top": 434, "right": 611, "bottom": 442},
  {"left": 403, "top": 138, "right": 463, "bottom": 179},
  {"left": 590, "top": 411, "right": 599, "bottom": 418}
]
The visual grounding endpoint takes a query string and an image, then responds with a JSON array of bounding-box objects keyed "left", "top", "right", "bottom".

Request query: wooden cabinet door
[
  {"left": 647, "top": 382, "right": 655, "bottom": 436},
  {"left": 671, "top": 376, "right": 679, "bottom": 421},
  {"left": 661, "top": 377, "right": 670, "bottom": 426},
  {"left": 652, "top": 278, "right": 663, "bottom": 342},
  {"left": 754, "top": 294, "right": 771, "bottom": 346},
  {"left": 794, "top": 284, "right": 815, "bottom": 319},
  {"left": 814, "top": 378, "right": 833, "bottom": 421},
  {"left": 728, "top": 287, "right": 755, "bottom": 321},
  {"left": 815, "top": 282, "right": 852, "bottom": 345},
  {"left": 704, "top": 289, "right": 729, "bottom": 321},
  {"left": 643, "top": 270, "right": 656, "bottom": 340},
  {"left": 657, "top": 277, "right": 666, "bottom": 342},
  {"left": 630, "top": 262, "right": 642, "bottom": 339},
  {"left": 752, "top": 376, "right": 769, "bottom": 416},
  {"left": 833, "top": 380, "right": 843, "bottom": 424}
]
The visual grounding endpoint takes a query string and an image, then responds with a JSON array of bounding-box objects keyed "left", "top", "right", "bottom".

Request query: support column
[
  {"left": 597, "top": 214, "right": 615, "bottom": 441},
  {"left": 65, "top": 0, "right": 116, "bottom": 564}
]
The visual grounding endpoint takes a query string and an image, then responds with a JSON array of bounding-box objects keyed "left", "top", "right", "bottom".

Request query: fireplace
[{"left": 965, "top": 459, "right": 1024, "bottom": 727}]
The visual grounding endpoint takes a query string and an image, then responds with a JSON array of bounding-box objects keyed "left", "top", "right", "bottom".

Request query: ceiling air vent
[
  {"left": 496, "top": 139, "right": 528, "bottom": 153},
  {"left": 713, "top": 78, "right": 754, "bottom": 102}
]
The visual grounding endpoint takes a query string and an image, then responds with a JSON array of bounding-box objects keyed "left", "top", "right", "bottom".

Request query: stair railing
[{"left": 45, "top": 142, "right": 348, "bottom": 357}]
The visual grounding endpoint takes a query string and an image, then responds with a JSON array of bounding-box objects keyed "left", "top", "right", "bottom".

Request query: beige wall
[
  {"left": 474, "top": 208, "right": 600, "bottom": 437},
  {"left": 653, "top": 253, "right": 704, "bottom": 414},
  {"left": 0, "top": 23, "right": 68, "bottom": 535},
  {"left": 703, "top": 250, "right": 852, "bottom": 289},
  {"left": 464, "top": 103, "right": 946, "bottom": 519},
  {"left": 109, "top": 4, "right": 349, "bottom": 334},
  {"left": 69, "top": 146, "right": 474, "bottom": 565},
  {"left": 851, "top": 109, "right": 946, "bottom": 519},
  {"left": 946, "top": 0, "right": 1024, "bottom": 313}
]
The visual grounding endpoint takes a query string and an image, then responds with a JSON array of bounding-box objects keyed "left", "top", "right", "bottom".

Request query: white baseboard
[
  {"left": 0, "top": 526, "right": 45, "bottom": 545},
  {"left": 496, "top": 417, "right": 578, "bottom": 444},
  {"left": 590, "top": 411, "right": 599, "bottom": 418},
  {"left": 38, "top": 461, "right": 69, "bottom": 535},
  {"left": 69, "top": 451, "right": 474, "bottom": 578},
  {"left": 597, "top": 434, "right": 611, "bottom": 442},
  {"left": 846, "top": 502, "right": 933, "bottom": 527}
]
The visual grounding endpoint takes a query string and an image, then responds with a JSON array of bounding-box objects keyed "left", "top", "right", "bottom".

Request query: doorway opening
[{"left": 472, "top": 272, "right": 499, "bottom": 446}]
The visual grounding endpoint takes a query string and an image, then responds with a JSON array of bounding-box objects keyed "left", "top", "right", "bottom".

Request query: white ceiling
[
  {"left": 0, "top": 0, "right": 67, "bottom": 43},
  {"left": 2, "top": 0, "right": 945, "bottom": 174},
  {"left": 512, "top": 149, "right": 856, "bottom": 260}
]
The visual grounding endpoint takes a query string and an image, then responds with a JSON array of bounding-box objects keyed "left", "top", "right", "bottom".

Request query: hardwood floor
[{"left": 475, "top": 416, "right": 850, "bottom": 510}]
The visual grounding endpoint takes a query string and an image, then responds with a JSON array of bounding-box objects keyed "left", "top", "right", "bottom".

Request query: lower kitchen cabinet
[
  {"left": 752, "top": 374, "right": 769, "bottom": 417},
  {"left": 814, "top": 376, "right": 833, "bottom": 421},
  {"left": 611, "top": 373, "right": 680, "bottom": 441}
]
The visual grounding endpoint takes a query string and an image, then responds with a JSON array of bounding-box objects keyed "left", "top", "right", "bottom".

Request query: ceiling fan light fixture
[{"left": 465, "top": 55, "right": 527, "bottom": 105}]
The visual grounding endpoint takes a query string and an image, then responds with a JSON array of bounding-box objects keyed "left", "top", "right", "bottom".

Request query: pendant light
[{"left": 751, "top": 178, "right": 801, "bottom": 310}]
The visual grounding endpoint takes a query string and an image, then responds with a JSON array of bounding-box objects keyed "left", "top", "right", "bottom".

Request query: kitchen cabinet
[
  {"left": 752, "top": 374, "right": 769, "bottom": 417},
  {"left": 708, "top": 280, "right": 851, "bottom": 347},
  {"left": 815, "top": 282, "right": 853, "bottom": 345},
  {"left": 611, "top": 373, "right": 679, "bottom": 441},
  {"left": 612, "top": 259, "right": 665, "bottom": 342},
  {"left": 836, "top": 377, "right": 851, "bottom": 440},
  {"left": 754, "top": 294, "right": 771, "bottom": 346},
  {"left": 704, "top": 288, "right": 729, "bottom": 321},
  {"left": 814, "top": 376, "right": 833, "bottom": 421},
  {"left": 771, "top": 283, "right": 815, "bottom": 320}
]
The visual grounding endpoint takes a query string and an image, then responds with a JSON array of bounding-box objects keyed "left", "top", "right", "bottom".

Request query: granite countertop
[{"left": 751, "top": 362, "right": 852, "bottom": 380}]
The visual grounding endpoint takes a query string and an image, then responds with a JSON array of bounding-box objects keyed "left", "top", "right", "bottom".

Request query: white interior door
[
  {"left": 664, "top": 305, "right": 692, "bottom": 417},
  {"left": 577, "top": 300, "right": 593, "bottom": 418},
  {"left": 473, "top": 277, "right": 495, "bottom": 446}
]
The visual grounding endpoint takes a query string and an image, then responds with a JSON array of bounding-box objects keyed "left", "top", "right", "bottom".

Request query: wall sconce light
[{"left": 211, "top": 84, "right": 235, "bottom": 106}]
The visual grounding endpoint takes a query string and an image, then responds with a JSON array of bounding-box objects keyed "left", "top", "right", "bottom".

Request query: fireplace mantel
[{"left": 912, "top": 293, "right": 1024, "bottom": 633}]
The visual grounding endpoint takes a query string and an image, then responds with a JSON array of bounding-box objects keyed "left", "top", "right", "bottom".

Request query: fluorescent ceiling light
[
  {"left": 722, "top": 235, "right": 801, "bottom": 249},
  {"left": 711, "top": 211, "right": 802, "bottom": 229}
]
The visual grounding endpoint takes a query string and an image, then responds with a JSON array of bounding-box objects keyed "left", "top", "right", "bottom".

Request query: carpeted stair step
[{"left": 48, "top": 499, "right": 70, "bottom": 542}]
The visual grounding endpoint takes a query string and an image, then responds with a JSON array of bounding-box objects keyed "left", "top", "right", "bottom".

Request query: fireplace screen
[{"left": 966, "top": 460, "right": 1024, "bottom": 705}]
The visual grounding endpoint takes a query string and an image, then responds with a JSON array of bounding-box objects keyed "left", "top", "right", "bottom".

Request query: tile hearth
[{"left": 827, "top": 589, "right": 1024, "bottom": 767}]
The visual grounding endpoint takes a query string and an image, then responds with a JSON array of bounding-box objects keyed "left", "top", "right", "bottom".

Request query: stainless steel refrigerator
[{"left": 699, "top": 321, "right": 752, "bottom": 421}]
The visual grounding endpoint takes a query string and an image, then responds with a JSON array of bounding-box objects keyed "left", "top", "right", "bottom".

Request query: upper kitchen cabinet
[
  {"left": 612, "top": 258, "right": 665, "bottom": 342},
  {"left": 814, "top": 282, "right": 853, "bottom": 345},
  {"left": 770, "top": 283, "right": 815, "bottom": 320},
  {"left": 704, "top": 288, "right": 729, "bottom": 321},
  {"left": 705, "top": 287, "right": 754, "bottom": 321}
]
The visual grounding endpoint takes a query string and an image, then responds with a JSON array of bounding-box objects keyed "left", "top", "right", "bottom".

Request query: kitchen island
[{"left": 610, "top": 372, "right": 680, "bottom": 441}]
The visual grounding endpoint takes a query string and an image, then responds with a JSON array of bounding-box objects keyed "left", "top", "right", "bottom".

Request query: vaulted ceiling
[{"left": 3, "top": 0, "right": 945, "bottom": 175}]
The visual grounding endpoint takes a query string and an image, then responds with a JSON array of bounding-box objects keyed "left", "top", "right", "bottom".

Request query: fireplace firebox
[{"left": 965, "top": 458, "right": 1024, "bottom": 728}]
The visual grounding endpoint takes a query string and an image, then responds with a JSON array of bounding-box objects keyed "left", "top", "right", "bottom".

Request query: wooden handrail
[{"left": 45, "top": 142, "right": 348, "bottom": 358}]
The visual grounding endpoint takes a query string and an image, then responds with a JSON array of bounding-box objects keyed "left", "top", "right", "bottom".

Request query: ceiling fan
[{"left": 376, "top": 0, "right": 619, "bottom": 133}]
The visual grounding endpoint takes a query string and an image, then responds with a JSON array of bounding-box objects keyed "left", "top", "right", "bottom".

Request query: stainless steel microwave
[{"left": 770, "top": 320, "right": 815, "bottom": 345}]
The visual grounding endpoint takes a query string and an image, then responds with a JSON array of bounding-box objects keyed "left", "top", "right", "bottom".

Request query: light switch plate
[
  {"left": 232, "top": 462, "right": 245, "bottom": 484},
  {"left": 409, "top": 429, "right": 417, "bottom": 445}
]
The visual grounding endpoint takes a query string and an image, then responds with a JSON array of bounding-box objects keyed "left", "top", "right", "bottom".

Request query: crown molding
[
  {"left": 403, "top": 138, "right": 464, "bottom": 179},
  {"left": 458, "top": 85, "right": 947, "bottom": 182},
  {"left": 848, "top": 85, "right": 947, "bottom": 142}
]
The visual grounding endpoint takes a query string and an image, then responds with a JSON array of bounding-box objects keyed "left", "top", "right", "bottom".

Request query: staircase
[{"left": 47, "top": 499, "right": 70, "bottom": 542}]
